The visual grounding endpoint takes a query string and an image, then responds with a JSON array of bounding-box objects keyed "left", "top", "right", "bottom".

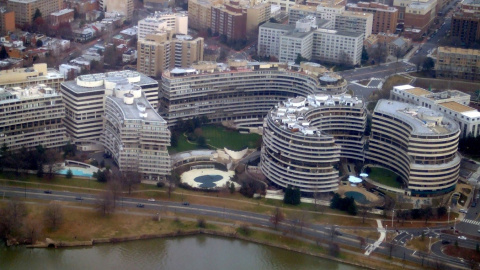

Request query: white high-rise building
[
  {"left": 258, "top": 22, "right": 294, "bottom": 58},
  {"left": 334, "top": 11, "right": 373, "bottom": 40},
  {"left": 279, "top": 16, "right": 318, "bottom": 62},
  {"left": 312, "top": 29, "right": 363, "bottom": 66},
  {"left": 137, "top": 11, "right": 188, "bottom": 39}
]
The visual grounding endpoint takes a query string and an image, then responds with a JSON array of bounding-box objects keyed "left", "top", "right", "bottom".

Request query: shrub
[
  {"left": 156, "top": 182, "right": 165, "bottom": 188},
  {"left": 197, "top": 218, "right": 207, "bottom": 228},
  {"left": 237, "top": 224, "right": 251, "bottom": 236},
  {"left": 66, "top": 169, "right": 73, "bottom": 179}
]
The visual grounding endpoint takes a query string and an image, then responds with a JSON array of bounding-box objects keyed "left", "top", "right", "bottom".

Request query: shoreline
[{"left": 26, "top": 229, "right": 374, "bottom": 270}]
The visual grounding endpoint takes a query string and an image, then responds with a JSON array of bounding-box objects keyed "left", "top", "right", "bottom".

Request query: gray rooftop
[
  {"left": 315, "top": 28, "right": 363, "bottom": 38},
  {"left": 108, "top": 95, "right": 166, "bottom": 123},
  {"left": 375, "top": 100, "right": 459, "bottom": 135},
  {"left": 260, "top": 22, "right": 295, "bottom": 31}
]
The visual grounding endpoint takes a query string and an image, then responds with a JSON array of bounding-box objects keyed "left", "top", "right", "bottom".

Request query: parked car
[
  {"left": 136, "top": 204, "right": 145, "bottom": 208},
  {"left": 441, "top": 240, "right": 451, "bottom": 245},
  {"left": 458, "top": 236, "right": 467, "bottom": 240}
]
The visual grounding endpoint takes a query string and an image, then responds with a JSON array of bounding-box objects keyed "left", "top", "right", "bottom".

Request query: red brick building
[
  {"left": 211, "top": 1, "right": 247, "bottom": 40},
  {"left": 49, "top": 9, "right": 74, "bottom": 29},
  {"left": 346, "top": 2, "right": 398, "bottom": 34}
]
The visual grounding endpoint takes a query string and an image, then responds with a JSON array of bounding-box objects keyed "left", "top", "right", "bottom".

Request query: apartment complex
[
  {"left": 435, "top": 46, "right": 480, "bottom": 81},
  {"left": 334, "top": 11, "right": 373, "bottom": 40},
  {"left": 393, "top": 0, "right": 437, "bottom": 38},
  {"left": 137, "top": 30, "right": 204, "bottom": 78},
  {"left": 258, "top": 22, "right": 294, "bottom": 58},
  {"left": 366, "top": 100, "right": 460, "bottom": 196},
  {"left": 160, "top": 61, "right": 348, "bottom": 127},
  {"left": 312, "top": 28, "right": 363, "bottom": 66},
  {"left": 60, "top": 71, "right": 159, "bottom": 150},
  {"left": 261, "top": 94, "right": 366, "bottom": 193},
  {"left": 137, "top": 11, "right": 188, "bottom": 39},
  {"left": 0, "top": 63, "right": 64, "bottom": 90},
  {"left": 346, "top": 2, "right": 398, "bottom": 34},
  {"left": 188, "top": 0, "right": 223, "bottom": 30},
  {"left": 101, "top": 86, "right": 170, "bottom": 180},
  {"left": 391, "top": 85, "right": 480, "bottom": 138},
  {"left": 451, "top": 10, "right": 480, "bottom": 46},
  {"left": 0, "top": 84, "right": 67, "bottom": 152},
  {"left": 0, "top": 7, "right": 15, "bottom": 35},
  {"left": 49, "top": 9, "right": 74, "bottom": 28},
  {"left": 269, "top": 0, "right": 297, "bottom": 12},
  {"left": 7, "top": 0, "right": 63, "bottom": 26},
  {"left": 102, "top": 0, "right": 133, "bottom": 20}
]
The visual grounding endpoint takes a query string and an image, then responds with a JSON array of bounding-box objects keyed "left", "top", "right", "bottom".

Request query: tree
[
  {"left": 423, "top": 207, "right": 433, "bottom": 225},
  {"left": 229, "top": 182, "right": 235, "bottom": 194},
  {"left": 422, "top": 57, "right": 435, "bottom": 74},
  {"left": 0, "top": 46, "right": 8, "bottom": 60},
  {"left": 108, "top": 174, "right": 123, "bottom": 208},
  {"left": 96, "top": 191, "right": 115, "bottom": 216},
  {"left": 94, "top": 169, "right": 108, "bottom": 183},
  {"left": 0, "top": 200, "right": 27, "bottom": 239},
  {"left": 339, "top": 51, "right": 353, "bottom": 68},
  {"left": 359, "top": 206, "right": 369, "bottom": 224},
  {"left": 270, "top": 207, "right": 284, "bottom": 230},
  {"left": 369, "top": 44, "right": 388, "bottom": 65},
  {"left": 348, "top": 200, "right": 358, "bottom": 216},
  {"left": 358, "top": 236, "right": 366, "bottom": 249},
  {"left": 33, "top": 8, "right": 42, "bottom": 21},
  {"left": 330, "top": 193, "right": 341, "bottom": 209},
  {"left": 44, "top": 149, "right": 63, "bottom": 179},
  {"left": 24, "top": 219, "right": 42, "bottom": 244},
  {"left": 437, "top": 206, "right": 447, "bottom": 218},
  {"left": 295, "top": 53, "right": 308, "bottom": 65},
  {"left": 361, "top": 46, "right": 369, "bottom": 64},
  {"left": 57, "top": 22, "right": 73, "bottom": 40},
  {"left": 121, "top": 170, "right": 141, "bottom": 195},
  {"left": 66, "top": 169, "right": 73, "bottom": 179},
  {"left": 43, "top": 202, "right": 63, "bottom": 231}
]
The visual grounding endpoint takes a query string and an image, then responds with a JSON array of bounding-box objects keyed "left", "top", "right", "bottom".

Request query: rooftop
[
  {"left": 405, "top": 87, "right": 431, "bottom": 97},
  {"left": 0, "top": 84, "right": 59, "bottom": 104},
  {"left": 108, "top": 95, "right": 165, "bottom": 122},
  {"left": 338, "top": 11, "right": 373, "bottom": 18},
  {"left": 50, "top": 9, "right": 74, "bottom": 16},
  {"left": 375, "top": 100, "right": 458, "bottom": 135},
  {"left": 439, "top": 101, "right": 477, "bottom": 113},
  {"left": 315, "top": 28, "right": 363, "bottom": 37},
  {"left": 260, "top": 22, "right": 295, "bottom": 31},
  {"left": 438, "top": 46, "right": 480, "bottom": 56}
]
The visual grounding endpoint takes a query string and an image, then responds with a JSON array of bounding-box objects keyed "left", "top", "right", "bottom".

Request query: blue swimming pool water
[
  {"left": 344, "top": 191, "right": 370, "bottom": 204},
  {"left": 193, "top": 175, "right": 223, "bottom": 188},
  {"left": 58, "top": 168, "right": 93, "bottom": 177}
]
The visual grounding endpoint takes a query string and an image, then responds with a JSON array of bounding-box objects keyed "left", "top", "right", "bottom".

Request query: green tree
[
  {"left": 0, "top": 46, "right": 8, "bottom": 60},
  {"left": 66, "top": 169, "right": 73, "bottom": 179},
  {"left": 94, "top": 169, "right": 108, "bottom": 182},
  {"left": 295, "top": 53, "right": 308, "bottom": 65},
  {"left": 33, "top": 8, "right": 42, "bottom": 21},
  {"left": 292, "top": 187, "right": 301, "bottom": 205},
  {"left": 36, "top": 39, "right": 43, "bottom": 48},
  {"left": 283, "top": 185, "right": 293, "bottom": 204},
  {"left": 348, "top": 201, "right": 358, "bottom": 215},
  {"left": 330, "top": 193, "right": 341, "bottom": 209},
  {"left": 422, "top": 57, "right": 435, "bottom": 73},
  {"left": 361, "top": 46, "right": 369, "bottom": 64},
  {"left": 229, "top": 182, "right": 235, "bottom": 194}
]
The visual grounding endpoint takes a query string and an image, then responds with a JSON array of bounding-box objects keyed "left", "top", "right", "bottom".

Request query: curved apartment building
[
  {"left": 366, "top": 100, "right": 461, "bottom": 196},
  {"left": 160, "top": 61, "right": 347, "bottom": 127},
  {"left": 261, "top": 94, "right": 365, "bottom": 193}
]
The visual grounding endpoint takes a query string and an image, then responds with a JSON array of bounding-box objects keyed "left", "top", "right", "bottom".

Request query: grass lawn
[
  {"left": 368, "top": 167, "right": 402, "bottom": 188},
  {"left": 168, "top": 134, "right": 207, "bottom": 154},
  {"left": 202, "top": 125, "right": 261, "bottom": 151}
]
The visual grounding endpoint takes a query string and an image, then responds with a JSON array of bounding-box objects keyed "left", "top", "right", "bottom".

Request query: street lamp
[
  {"left": 429, "top": 236, "right": 432, "bottom": 253},
  {"left": 392, "top": 209, "right": 395, "bottom": 228},
  {"left": 448, "top": 206, "right": 451, "bottom": 225},
  {"left": 454, "top": 217, "right": 457, "bottom": 233},
  {"left": 385, "top": 225, "right": 388, "bottom": 242}
]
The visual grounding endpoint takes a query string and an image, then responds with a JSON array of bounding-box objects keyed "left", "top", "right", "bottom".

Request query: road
[
  {"left": 0, "top": 186, "right": 475, "bottom": 269},
  {"left": 339, "top": 61, "right": 413, "bottom": 82}
]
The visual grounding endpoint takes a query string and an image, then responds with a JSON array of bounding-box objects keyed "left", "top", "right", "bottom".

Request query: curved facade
[
  {"left": 261, "top": 94, "right": 366, "bottom": 194},
  {"left": 160, "top": 61, "right": 348, "bottom": 127},
  {"left": 366, "top": 100, "right": 461, "bottom": 197}
]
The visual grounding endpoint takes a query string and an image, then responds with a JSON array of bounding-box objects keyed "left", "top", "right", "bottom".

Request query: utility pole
[{"left": 392, "top": 209, "right": 395, "bottom": 228}]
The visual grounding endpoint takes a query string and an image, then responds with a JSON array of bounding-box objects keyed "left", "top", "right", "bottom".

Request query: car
[
  {"left": 458, "top": 236, "right": 467, "bottom": 240},
  {"left": 460, "top": 209, "right": 468, "bottom": 214},
  {"left": 44, "top": 190, "right": 52, "bottom": 194},
  {"left": 441, "top": 240, "right": 451, "bottom": 245},
  {"left": 136, "top": 203, "right": 145, "bottom": 208},
  {"left": 334, "top": 231, "right": 343, "bottom": 236},
  {"left": 75, "top": 197, "right": 83, "bottom": 201},
  {"left": 148, "top": 198, "right": 155, "bottom": 202},
  {"left": 182, "top": 201, "right": 190, "bottom": 206},
  {"left": 472, "top": 202, "right": 477, "bottom": 207},
  {"left": 478, "top": 229, "right": 480, "bottom": 233}
]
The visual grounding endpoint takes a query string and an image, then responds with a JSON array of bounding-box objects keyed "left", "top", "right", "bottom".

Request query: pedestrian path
[
  {"left": 462, "top": 219, "right": 480, "bottom": 226},
  {"left": 365, "top": 219, "right": 385, "bottom": 256}
]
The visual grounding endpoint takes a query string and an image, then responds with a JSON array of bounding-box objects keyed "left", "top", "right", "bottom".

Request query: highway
[{"left": 0, "top": 186, "right": 475, "bottom": 269}]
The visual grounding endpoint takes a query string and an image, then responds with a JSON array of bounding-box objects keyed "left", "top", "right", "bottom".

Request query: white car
[
  {"left": 458, "top": 236, "right": 467, "bottom": 240},
  {"left": 148, "top": 198, "right": 155, "bottom": 202},
  {"left": 459, "top": 209, "right": 468, "bottom": 214}
]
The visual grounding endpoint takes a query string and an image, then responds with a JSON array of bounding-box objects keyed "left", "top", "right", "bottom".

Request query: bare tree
[
  {"left": 290, "top": 210, "right": 309, "bottom": 234},
  {"left": 270, "top": 207, "right": 284, "bottom": 230},
  {"left": 358, "top": 236, "right": 366, "bottom": 249},
  {"left": 359, "top": 206, "right": 369, "bottom": 224},
  {"left": 44, "top": 149, "right": 63, "bottom": 179},
  {"left": 108, "top": 172, "right": 123, "bottom": 208},
  {"left": 369, "top": 44, "right": 388, "bottom": 65},
  {"left": 339, "top": 51, "right": 353, "bottom": 68},
  {"left": 121, "top": 170, "right": 141, "bottom": 195},
  {"left": 328, "top": 242, "right": 340, "bottom": 257},
  {"left": 386, "top": 240, "right": 396, "bottom": 258},
  {"left": 23, "top": 219, "right": 42, "bottom": 244},
  {"left": 0, "top": 200, "right": 27, "bottom": 238},
  {"left": 96, "top": 191, "right": 115, "bottom": 216},
  {"left": 43, "top": 201, "right": 63, "bottom": 231}
]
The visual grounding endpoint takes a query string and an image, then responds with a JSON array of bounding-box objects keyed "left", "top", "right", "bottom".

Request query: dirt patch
[{"left": 443, "top": 245, "right": 480, "bottom": 262}]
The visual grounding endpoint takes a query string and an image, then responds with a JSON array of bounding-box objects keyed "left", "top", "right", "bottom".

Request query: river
[{"left": 1, "top": 235, "right": 363, "bottom": 270}]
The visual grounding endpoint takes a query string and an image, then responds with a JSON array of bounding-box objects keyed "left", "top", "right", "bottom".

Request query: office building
[
  {"left": 391, "top": 85, "right": 480, "bottom": 138},
  {"left": 102, "top": 0, "right": 133, "bottom": 20},
  {"left": 288, "top": 3, "right": 345, "bottom": 25},
  {"left": 0, "top": 63, "right": 64, "bottom": 90},
  {"left": 451, "top": 10, "right": 480, "bottom": 46},
  {"left": 160, "top": 61, "right": 348, "bottom": 127},
  {"left": 188, "top": 0, "right": 223, "bottom": 30},
  {"left": 7, "top": 0, "right": 63, "bottom": 26},
  {"left": 312, "top": 29, "right": 363, "bottom": 66},
  {"left": 0, "top": 7, "right": 15, "bottom": 35},
  {"left": 137, "top": 30, "right": 204, "bottom": 78},
  {"left": 60, "top": 71, "right": 159, "bottom": 150},
  {"left": 346, "top": 2, "right": 398, "bottom": 34},
  {"left": 261, "top": 94, "right": 366, "bottom": 193},
  {"left": 102, "top": 85, "right": 170, "bottom": 180},
  {"left": 435, "top": 46, "right": 480, "bottom": 81},
  {"left": 366, "top": 100, "right": 460, "bottom": 197},
  {"left": 138, "top": 11, "right": 188, "bottom": 39},
  {"left": 0, "top": 84, "right": 67, "bottom": 151},
  {"left": 258, "top": 22, "right": 295, "bottom": 58},
  {"left": 393, "top": 0, "right": 437, "bottom": 38}
]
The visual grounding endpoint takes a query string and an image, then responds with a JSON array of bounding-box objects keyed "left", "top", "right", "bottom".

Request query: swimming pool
[
  {"left": 58, "top": 168, "right": 94, "bottom": 177},
  {"left": 193, "top": 175, "right": 224, "bottom": 188},
  {"left": 344, "top": 191, "right": 370, "bottom": 204}
]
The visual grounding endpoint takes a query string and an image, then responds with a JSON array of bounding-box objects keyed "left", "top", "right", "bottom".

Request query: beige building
[
  {"left": 436, "top": 46, "right": 480, "bottom": 81},
  {"left": 288, "top": 3, "right": 345, "bottom": 25},
  {"left": 137, "top": 30, "right": 204, "bottom": 78},
  {"left": 7, "top": 0, "right": 63, "bottom": 26},
  {"left": 138, "top": 11, "right": 188, "bottom": 39},
  {"left": 103, "top": 0, "right": 133, "bottom": 20},
  {"left": 0, "top": 63, "right": 64, "bottom": 90},
  {"left": 0, "top": 84, "right": 67, "bottom": 152},
  {"left": 188, "top": 0, "right": 223, "bottom": 30},
  {"left": 102, "top": 86, "right": 170, "bottom": 181},
  {"left": 334, "top": 11, "right": 373, "bottom": 40}
]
